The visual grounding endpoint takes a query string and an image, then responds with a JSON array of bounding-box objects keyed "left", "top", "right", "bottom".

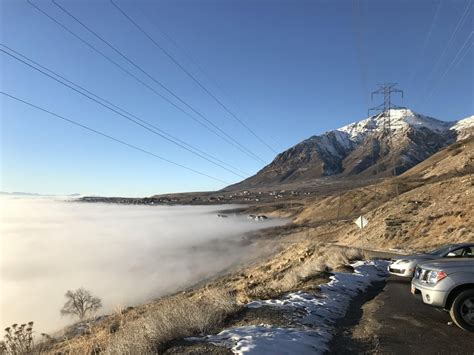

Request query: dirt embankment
[{"left": 294, "top": 174, "right": 473, "bottom": 251}]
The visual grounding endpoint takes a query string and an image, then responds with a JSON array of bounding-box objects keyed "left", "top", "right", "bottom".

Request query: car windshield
[{"left": 427, "top": 245, "right": 453, "bottom": 256}]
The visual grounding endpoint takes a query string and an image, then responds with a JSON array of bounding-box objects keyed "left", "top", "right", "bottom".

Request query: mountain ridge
[{"left": 226, "top": 109, "right": 473, "bottom": 190}]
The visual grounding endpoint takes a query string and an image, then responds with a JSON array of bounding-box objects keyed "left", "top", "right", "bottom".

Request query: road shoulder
[
  {"left": 328, "top": 275, "right": 474, "bottom": 354},
  {"left": 328, "top": 280, "right": 386, "bottom": 354}
]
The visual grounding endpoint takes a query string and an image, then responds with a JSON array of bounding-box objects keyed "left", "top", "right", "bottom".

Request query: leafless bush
[
  {"left": 246, "top": 284, "right": 275, "bottom": 300},
  {"left": 0, "top": 322, "right": 34, "bottom": 355},
  {"left": 298, "top": 258, "right": 330, "bottom": 280},
  {"left": 325, "top": 251, "right": 350, "bottom": 270},
  {"left": 61, "top": 288, "right": 102, "bottom": 321},
  {"left": 342, "top": 247, "right": 369, "bottom": 262},
  {"left": 106, "top": 288, "right": 240, "bottom": 353},
  {"left": 266, "top": 257, "right": 329, "bottom": 294},
  {"left": 323, "top": 247, "right": 370, "bottom": 271},
  {"left": 267, "top": 246, "right": 370, "bottom": 294},
  {"left": 275, "top": 271, "right": 300, "bottom": 292}
]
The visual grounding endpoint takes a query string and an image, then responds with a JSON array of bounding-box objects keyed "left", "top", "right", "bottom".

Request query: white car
[{"left": 388, "top": 243, "right": 474, "bottom": 278}]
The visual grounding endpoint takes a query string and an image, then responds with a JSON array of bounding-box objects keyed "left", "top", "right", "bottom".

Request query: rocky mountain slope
[
  {"left": 401, "top": 136, "right": 474, "bottom": 179},
  {"left": 227, "top": 110, "right": 473, "bottom": 190},
  {"left": 294, "top": 136, "right": 474, "bottom": 250}
]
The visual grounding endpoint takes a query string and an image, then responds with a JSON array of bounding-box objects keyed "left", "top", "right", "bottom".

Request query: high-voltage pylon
[
  {"left": 368, "top": 83, "right": 406, "bottom": 136},
  {"left": 367, "top": 83, "right": 406, "bottom": 202}
]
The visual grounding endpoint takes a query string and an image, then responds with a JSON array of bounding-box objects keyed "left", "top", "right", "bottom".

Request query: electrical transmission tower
[
  {"left": 334, "top": 83, "right": 407, "bottom": 220},
  {"left": 368, "top": 83, "right": 406, "bottom": 136},
  {"left": 367, "top": 83, "right": 406, "bottom": 202}
]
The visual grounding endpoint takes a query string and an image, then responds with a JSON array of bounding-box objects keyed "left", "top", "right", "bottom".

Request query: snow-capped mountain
[
  {"left": 337, "top": 109, "right": 452, "bottom": 142},
  {"left": 227, "top": 109, "right": 473, "bottom": 190},
  {"left": 450, "top": 115, "right": 474, "bottom": 140}
]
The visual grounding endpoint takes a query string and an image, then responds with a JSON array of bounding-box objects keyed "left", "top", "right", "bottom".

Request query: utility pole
[{"left": 368, "top": 83, "right": 406, "bottom": 201}]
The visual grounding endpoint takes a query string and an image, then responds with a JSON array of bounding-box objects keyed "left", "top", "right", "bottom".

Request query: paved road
[{"left": 330, "top": 275, "right": 474, "bottom": 354}]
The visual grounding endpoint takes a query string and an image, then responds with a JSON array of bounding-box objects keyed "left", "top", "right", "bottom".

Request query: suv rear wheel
[{"left": 449, "top": 289, "right": 474, "bottom": 332}]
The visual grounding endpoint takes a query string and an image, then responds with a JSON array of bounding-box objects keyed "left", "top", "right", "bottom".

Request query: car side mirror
[{"left": 447, "top": 252, "right": 456, "bottom": 257}]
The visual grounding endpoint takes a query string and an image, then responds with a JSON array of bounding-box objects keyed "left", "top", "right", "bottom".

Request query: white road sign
[{"left": 354, "top": 215, "right": 368, "bottom": 229}]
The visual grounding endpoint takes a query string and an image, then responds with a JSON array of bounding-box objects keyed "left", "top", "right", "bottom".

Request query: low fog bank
[{"left": 0, "top": 196, "right": 285, "bottom": 333}]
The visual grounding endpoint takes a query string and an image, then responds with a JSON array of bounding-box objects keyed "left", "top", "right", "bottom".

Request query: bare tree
[{"left": 60, "top": 288, "right": 102, "bottom": 321}]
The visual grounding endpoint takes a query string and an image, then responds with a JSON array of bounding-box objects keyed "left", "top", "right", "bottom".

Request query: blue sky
[{"left": 1, "top": 0, "right": 472, "bottom": 196}]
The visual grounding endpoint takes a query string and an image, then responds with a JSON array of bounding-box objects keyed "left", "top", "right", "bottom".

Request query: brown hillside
[
  {"left": 401, "top": 136, "right": 474, "bottom": 179},
  {"left": 295, "top": 138, "right": 474, "bottom": 250}
]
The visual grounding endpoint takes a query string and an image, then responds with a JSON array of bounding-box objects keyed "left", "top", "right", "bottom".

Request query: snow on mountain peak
[
  {"left": 451, "top": 115, "right": 474, "bottom": 140},
  {"left": 451, "top": 115, "right": 474, "bottom": 130},
  {"left": 231, "top": 109, "right": 472, "bottom": 189},
  {"left": 336, "top": 109, "right": 452, "bottom": 143}
]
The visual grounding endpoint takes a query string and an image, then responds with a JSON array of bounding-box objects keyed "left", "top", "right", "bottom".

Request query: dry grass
[
  {"left": 247, "top": 244, "right": 369, "bottom": 300},
  {"left": 341, "top": 247, "right": 370, "bottom": 262},
  {"left": 35, "top": 243, "right": 371, "bottom": 354},
  {"left": 283, "top": 246, "right": 367, "bottom": 283},
  {"left": 105, "top": 288, "right": 240, "bottom": 353},
  {"left": 103, "top": 245, "right": 367, "bottom": 352}
]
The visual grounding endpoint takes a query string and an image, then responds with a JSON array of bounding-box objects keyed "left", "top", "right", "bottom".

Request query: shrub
[
  {"left": 105, "top": 288, "right": 240, "bottom": 353},
  {"left": 266, "top": 246, "right": 370, "bottom": 294},
  {"left": 0, "top": 322, "right": 34, "bottom": 355}
]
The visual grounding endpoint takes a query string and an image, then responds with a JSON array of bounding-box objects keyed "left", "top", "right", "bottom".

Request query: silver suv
[{"left": 411, "top": 258, "right": 474, "bottom": 331}]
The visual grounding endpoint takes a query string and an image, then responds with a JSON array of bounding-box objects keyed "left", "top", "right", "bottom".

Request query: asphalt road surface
[{"left": 329, "top": 275, "right": 474, "bottom": 354}]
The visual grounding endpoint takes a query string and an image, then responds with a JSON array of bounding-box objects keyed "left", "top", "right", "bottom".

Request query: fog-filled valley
[{"left": 0, "top": 196, "right": 284, "bottom": 333}]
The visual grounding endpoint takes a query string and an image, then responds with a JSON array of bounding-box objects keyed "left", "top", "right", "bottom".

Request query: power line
[
  {"left": 421, "top": 32, "right": 473, "bottom": 107},
  {"left": 26, "top": 0, "right": 263, "bottom": 164},
  {"left": 1, "top": 47, "right": 250, "bottom": 179},
  {"left": 49, "top": 0, "right": 266, "bottom": 164},
  {"left": 0, "top": 43, "right": 249, "bottom": 178},
  {"left": 352, "top": 0, "right": 369, "bottom": 108},
  {"left": 24, "top": 0, "right": 236, "bottom": 155},
  {"left": 133, "top": 6, "right": 283, "bottom": 150},
  {"left": 109, "top": 0, "right": 278, "bottom": 154},
  {"left": 418, "top": 0, "right": 472, "bottom": 103},
  {"left": 407, "top": 0, "right": 443, "bottom": 88},
  {"left": 1, "top": 91, "right": 229, "bottom": 184},
  {"left": 134, "top": 7, "right": 233, "bottom": 106}
]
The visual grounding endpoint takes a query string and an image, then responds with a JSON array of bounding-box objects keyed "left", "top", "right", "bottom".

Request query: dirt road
[{"left": 329, "top": 274, "right": 474, "bottom": 354}]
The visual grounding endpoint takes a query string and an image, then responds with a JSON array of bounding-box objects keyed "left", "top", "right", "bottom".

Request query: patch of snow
[
  {"left": 402, "top": 111, "right": 451, "bottom": 132},
  {"left": 317, "top": 134, "right": 340, "bottom": 156},
  {"left": 200, "top": 325, "right": 328, "bottom": 354},
  {"left": 451, "top": 115, "right": 474, "bottom": 140},
  {"left": 337, "top": 109, "right": 451, "bottom": 143},
  {"left": 451, "top": 115, "right": 474, "bottom": 130},
  {"left": 192, "top": 260, "right": 389, "bottom": 354},
  {"left": 337, "top": 116, "right": 379, "bottom": 143},
  {"left": 332, "top": 130, "right": 353, "bottom": 150}
]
